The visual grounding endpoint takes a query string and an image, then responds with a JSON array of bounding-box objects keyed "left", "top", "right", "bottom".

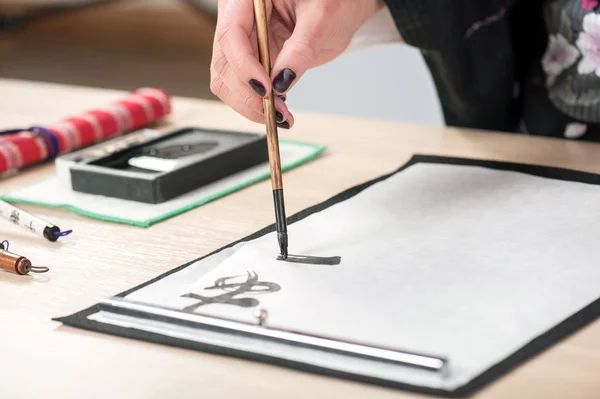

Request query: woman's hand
[{"left": 210, "top": 0, "right": 383, "bottom": 128}]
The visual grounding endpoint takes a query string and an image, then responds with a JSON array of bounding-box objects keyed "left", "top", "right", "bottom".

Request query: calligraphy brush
[{"left": 252, "top": 0, "right": 288, "bottom": 259}]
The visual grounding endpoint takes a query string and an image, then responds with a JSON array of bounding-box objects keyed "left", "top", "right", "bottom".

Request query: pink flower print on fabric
[
  {"left": 581, "top": 0, "right": 598, "bottom": 11},
  {"left": 542, "top": 34, "right": 579, "bottom": 85},
  {"left": 564, "top": 122, "right": 588, "bottom": 139},
  {"left": 577, "top": 13, "right": 600, "bottom": 76}
]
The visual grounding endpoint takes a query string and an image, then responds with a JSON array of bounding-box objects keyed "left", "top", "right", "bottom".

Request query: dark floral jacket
[{"left": 383, "top": 0, "right": 600, "bottom": 141}]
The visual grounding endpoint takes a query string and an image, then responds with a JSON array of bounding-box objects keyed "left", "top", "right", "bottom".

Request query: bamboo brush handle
[{"left": 253, "top": 0, "right": 283, "bottom": 190}]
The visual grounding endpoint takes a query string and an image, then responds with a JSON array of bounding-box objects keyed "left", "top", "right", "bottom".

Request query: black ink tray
[{"left": 69, "top": 127, "right": 269, "bottom": 204}]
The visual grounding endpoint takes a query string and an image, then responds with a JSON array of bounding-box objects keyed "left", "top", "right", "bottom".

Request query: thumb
[{"left": 271, "top": 5, "right": 332, "bottom": 94}]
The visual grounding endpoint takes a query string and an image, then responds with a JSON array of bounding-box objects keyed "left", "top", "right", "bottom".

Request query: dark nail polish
[
  {"left": 277, "top": 121, "right": 290, "bottom": 130},
  {"left": 273, "top": 68, "right": 296, "bottom": 93},
  {"left": 248, "top": 79, "right": 266, "bottom": 97},
  {"left": 275, "top": 109, "right": 284, "bottom": 123},
  {"left": 278, "top": 95, "right": 286, "bottom": 102}
]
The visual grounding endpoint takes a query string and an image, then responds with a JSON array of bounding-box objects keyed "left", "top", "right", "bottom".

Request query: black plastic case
[{"left": 69, "top": 127, "right": 269, "bottom": 204}]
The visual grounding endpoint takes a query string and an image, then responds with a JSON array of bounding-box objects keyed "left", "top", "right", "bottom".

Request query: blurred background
[{"left": 0, "top": 0, "right": 443, "bottom": 126}]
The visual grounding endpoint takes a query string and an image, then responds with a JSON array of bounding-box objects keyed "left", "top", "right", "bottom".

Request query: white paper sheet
[{"left": 88, "top": 161, "right": 600, "bottom": 391}]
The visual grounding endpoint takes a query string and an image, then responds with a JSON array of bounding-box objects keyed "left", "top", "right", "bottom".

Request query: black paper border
[{"left": 55, "top": 154, "right": 600, "bottom": 397}]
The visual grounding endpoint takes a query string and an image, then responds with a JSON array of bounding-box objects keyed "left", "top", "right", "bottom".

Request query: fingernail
[
  {"left": 277, "top": 121, "right": 290, "bottom": 130},
  {"left": 278, "top": 95, "right": 286, "bottom": 102},
  {"left": 273, "top": 68, "right": 296, "bottom": 93},
  {"left": 275, "top": 109, "right": 285, "bottom": 123},
  {"left": 248, "top": 79, "right": 266, "bottom": 97}
]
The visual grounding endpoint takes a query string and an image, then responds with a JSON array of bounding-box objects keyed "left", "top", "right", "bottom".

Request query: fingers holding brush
[
  {"left": 211, "top": 0, "right": 294, "bottom": 128},
  {"left": 211, "top": 0, "right": 269, "bottom": 111},
  {"left": 210, "top": 59, "right": 294, "bottom": 128},
  {"left": 274, "top": 96, "right": 294, "bottom": 129},
  {"left": 211, "top": 0, "right": 385, "bottom": 126},
  {"left": 217, "top": 21, "right": 271, "bottom": 98}
]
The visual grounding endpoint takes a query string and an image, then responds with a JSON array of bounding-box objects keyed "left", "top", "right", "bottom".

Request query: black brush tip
[{"left": 278, "top": 232, "right": 288, "bottom": 260}]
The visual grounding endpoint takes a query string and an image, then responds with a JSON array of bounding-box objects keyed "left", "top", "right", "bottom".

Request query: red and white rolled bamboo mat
[{"left": 0, "top": 88, "right": 172, "bottom": 176}]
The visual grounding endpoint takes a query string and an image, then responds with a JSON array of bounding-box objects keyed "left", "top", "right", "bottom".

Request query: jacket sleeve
[{"left": 381, "top": 0, "right": 522, "bottom": 132}]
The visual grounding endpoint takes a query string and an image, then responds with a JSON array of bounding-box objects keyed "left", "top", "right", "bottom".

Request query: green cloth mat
[{"left": 0, "top": 140, "right": 325, "bottom": 227}]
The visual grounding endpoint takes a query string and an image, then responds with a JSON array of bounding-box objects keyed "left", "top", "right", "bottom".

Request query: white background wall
[{"left": 287, "top": 44, "right": 443, "bottom": 126}]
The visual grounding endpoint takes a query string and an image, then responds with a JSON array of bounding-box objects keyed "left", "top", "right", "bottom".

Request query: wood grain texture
[
  {"left": 253, "top": 0, "right": 283, "bottom": 190},
  {"left": 1, "top": 78, "right": 600, "bottom": 399},
  {"left": 0, "top": 249, "right": 25, "bottom": 275}
]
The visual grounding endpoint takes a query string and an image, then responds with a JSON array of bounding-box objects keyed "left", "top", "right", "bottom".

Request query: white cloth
[
  {"left": 88, "top": 161, "right": 600, "bottom": 390},
  {"left": 346, "top": 5, "right": 404, "bottom": 53}
]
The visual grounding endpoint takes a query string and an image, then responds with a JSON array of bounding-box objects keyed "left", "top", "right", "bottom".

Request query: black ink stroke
[
  {"left": 181, "top": 271, "right": 280, "bottom": 312},
  {"left": 9, "top": 210, "right": 19, "bottom": 224},
  {"left": 278, "top": 254, "right": 341, "bottom": 266},
  {"left": 26, "top": 221, "right": 35, "bottom": 233}
]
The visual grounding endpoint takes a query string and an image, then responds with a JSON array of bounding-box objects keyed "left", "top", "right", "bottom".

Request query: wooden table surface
[{"left": 1, "top": 78, "right": 600, "bottom": 399}]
